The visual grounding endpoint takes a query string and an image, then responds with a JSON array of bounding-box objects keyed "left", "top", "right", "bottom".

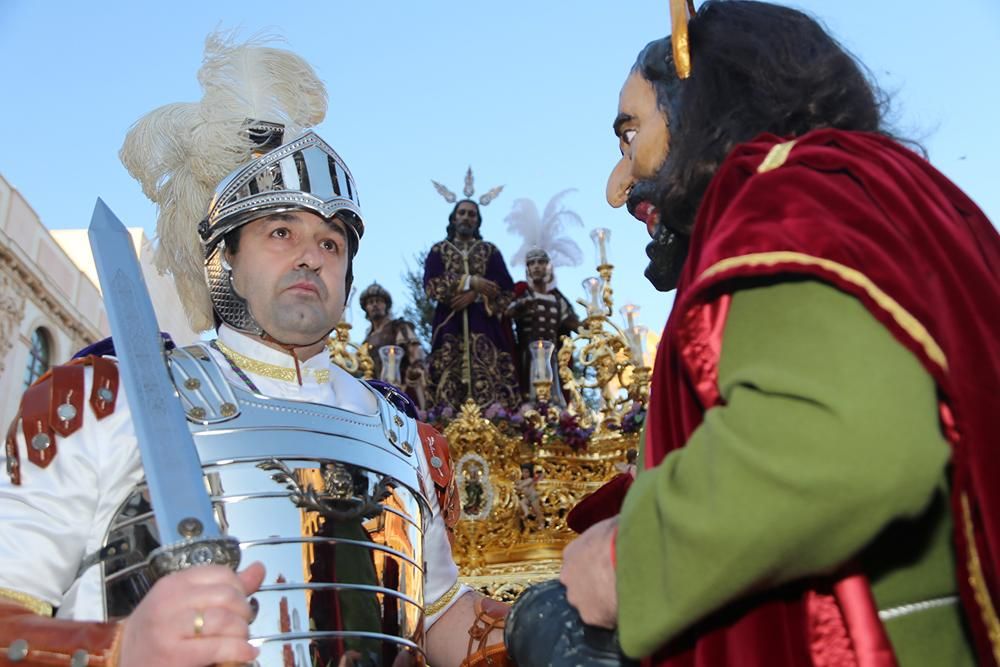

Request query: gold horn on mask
[{"left": 670, "top": 0, "right": 696, "bottom": 79}]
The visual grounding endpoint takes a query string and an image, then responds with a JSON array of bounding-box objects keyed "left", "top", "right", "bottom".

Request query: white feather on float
[
  {"left": 118, "top": 31, "right": 328, "bottom": 332},
  {"left": 504, "top": 188, "right": 584, "bottom": 270}
]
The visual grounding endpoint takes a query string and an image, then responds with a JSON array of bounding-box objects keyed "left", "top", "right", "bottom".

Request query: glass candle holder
[
  {"left": 590, "top": 228, "right": 611, "bottom": 267},
  {"left": 628, "top": 325, "right": 649, "bottom": 367},
  {"left": 620, "top": 303, "right": 640, "bottom": 331},
  {"left": 379, "top": 344, "right": 403, "bottom": 385},
  {"left": 582, "top": 277, "right": 604, "bottom": 317},
  {"left": 529, "top": 339, "right": 555, "bottom": 383}
]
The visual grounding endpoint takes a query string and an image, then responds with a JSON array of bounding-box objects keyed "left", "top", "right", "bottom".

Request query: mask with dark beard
[{"left": 626, "top": 166, "right": 690, "bottom": 292}]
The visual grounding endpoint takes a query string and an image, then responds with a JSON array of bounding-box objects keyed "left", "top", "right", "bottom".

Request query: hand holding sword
[{"left": 89, "top": 200, "right": 263, "bottom": 666}]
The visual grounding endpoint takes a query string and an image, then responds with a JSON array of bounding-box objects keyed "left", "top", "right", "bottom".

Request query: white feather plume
[
  {"left": 504, "top": 189, "right": 584, "bottom": 269},
  {"left": 119, "top": 31, "right": 328, "bottom": 332}
]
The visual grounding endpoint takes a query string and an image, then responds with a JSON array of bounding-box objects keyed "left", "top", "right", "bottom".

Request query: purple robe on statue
[{"left": 423, "top": 238, "right": 520, "bottom": 410}]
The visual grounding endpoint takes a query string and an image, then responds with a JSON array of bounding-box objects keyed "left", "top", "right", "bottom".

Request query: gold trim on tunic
[
  {"left": 0, "top": 587, "right": 53, "bottom": 616},
  {"left": 214, "top": 339, "right": 330, "bottom": 384},
  {"left": 425, "top": 580, "right": 464, "bottom": 617},
  {"left": 696, "top": 251, "right": 948, "bottom": 371}
]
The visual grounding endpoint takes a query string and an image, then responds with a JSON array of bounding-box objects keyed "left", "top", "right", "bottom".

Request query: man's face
[
  {"left": 364, "top": 296, "right": 387, "bottom": 321},
  {"left": 453, "top": 201, "right": 480, "bottom": 239},
  {"left": 526, "top": 257, "right": 549, "bottom": 283},
  {"left": 607, "top": 70, "right": 688, "bottom": 291},
  {"left": 227, "top": 210, "right": 348, "bottom": 345}
]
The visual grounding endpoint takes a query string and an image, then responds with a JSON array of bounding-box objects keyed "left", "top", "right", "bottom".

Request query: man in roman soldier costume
[
  {"left": 547, "top": 1, "right": 999, "bottom": 666},
  {"left": 360, "top": 282, "right": 429, "bottom": 410},
  {"left": 423, "top": 175, "right": 520, "bottom": 411},
  {"left": 0, "top": 35, "right": 512, "bottom": 667}
]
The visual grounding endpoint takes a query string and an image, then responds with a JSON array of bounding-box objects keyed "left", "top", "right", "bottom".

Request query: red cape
[{"left": 638, "top": 129, "right": 1000, "bottom": 665}]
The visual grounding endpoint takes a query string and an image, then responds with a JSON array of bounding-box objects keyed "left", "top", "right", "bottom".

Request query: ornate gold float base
[{"left": 444, "top": 401, "right": 637, "bottom": 600}]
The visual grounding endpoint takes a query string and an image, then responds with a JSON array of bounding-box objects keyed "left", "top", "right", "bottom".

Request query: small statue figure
[
  {"left": 359, "top": 282, "right": 429, "bottom": 410},
  {"left": 515, "top": 463, "right": 545, "bottom": 530},
  {"left": 614, "top": 448, "right": 639, "bottom": 479}
]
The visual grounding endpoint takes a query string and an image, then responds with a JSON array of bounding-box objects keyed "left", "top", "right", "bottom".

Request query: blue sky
[{"left": 1, "top": 1, "right": 997, "bottom": 338}]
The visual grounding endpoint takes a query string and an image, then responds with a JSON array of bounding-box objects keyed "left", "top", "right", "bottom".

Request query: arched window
[{"left": 23, "top": 327, "right": 51, "bottom": 388}]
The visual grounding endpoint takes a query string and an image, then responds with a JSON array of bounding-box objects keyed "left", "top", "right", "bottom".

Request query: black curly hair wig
[{"left": 638, "top": 0, "right": 897, "bottom": 238}]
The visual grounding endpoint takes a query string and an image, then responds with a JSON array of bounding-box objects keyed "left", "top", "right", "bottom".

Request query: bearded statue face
[
  {"left": 606, "top": 70, "right": 688, "bottom": 292},
  {"left": 363, "top": 296, "right": 388, "bottom": 322}
]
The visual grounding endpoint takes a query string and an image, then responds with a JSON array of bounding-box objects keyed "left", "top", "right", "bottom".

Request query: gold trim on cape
[
  {"left": 961, "top": 493, "right": 1000, "bottom": 665},
  {"left": 0, "top": 587, "right": 53, "bottom": 616},
  {"left": 756, "top": 140, "right": 798, "bottom": 173},
  {"left": 696, "top": 251, "right": 948, "bottom": 371}
]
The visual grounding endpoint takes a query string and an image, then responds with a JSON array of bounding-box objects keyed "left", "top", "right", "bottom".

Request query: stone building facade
[{"left": 0, "top": 173, "right": 195, "bottom": 427}]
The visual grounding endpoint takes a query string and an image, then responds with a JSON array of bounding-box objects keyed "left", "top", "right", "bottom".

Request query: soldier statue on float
[{"left": 359, "top": 282, "right": 429, "bottom": 410}]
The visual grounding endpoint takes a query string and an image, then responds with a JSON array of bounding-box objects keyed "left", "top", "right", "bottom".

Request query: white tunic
[{"left": 0, "top": 326, "right": 465, "bottom": 624}]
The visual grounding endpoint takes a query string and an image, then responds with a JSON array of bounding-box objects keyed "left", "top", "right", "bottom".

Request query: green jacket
[{"left": 616, "top": 280, "right": 973, "bottom": 665}]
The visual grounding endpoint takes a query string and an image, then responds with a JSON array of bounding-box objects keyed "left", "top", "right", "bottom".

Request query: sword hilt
[{"left": 148, "top": 536, "right": 242, "bottom": 579}]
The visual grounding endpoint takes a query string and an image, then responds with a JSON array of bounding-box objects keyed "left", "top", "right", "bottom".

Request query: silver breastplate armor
[{"left": 98, "top": 345, "right": 429, "bottom": 666}]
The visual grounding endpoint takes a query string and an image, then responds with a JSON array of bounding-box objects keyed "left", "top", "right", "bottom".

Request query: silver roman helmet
[
  {"left": 201, "top": 126, "right": 366, "bottom": 334},
  {"left": 120, "top": 32, "right": 360, "bottom": 334}
]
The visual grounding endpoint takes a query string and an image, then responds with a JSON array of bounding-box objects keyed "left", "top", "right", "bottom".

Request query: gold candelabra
[
  {"left": 327, "top": 322, "right": 374, "bottom": 379},
  {"left": 557, "top": 252, "right": 651, "bottom": 433}
]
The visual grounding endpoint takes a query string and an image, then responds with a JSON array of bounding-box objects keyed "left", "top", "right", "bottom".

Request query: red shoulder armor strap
[
  {"left": 417, "top": 421, "right": 460, "bottom": 529},
  {"left": 4, "top": 355, "right": 119, "bottom": 485}
]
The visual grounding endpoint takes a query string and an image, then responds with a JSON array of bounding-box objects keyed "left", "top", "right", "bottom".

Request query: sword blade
[{"left": 88, "top": 198, "right": 221, "bottom": 546}]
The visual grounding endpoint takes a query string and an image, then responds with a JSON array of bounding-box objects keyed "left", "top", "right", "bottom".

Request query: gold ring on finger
[{"left": 193, "top": 609, "right": 205, "bottom": 637}]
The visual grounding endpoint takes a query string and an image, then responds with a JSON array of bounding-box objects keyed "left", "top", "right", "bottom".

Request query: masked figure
[
  {"left": 423, "top": 191, "right": 520, "bottom": 411},
  {"left": 359, "top": 282, "right": 428, "bottom": 410},
  {"left": 0, "top": 35, "right": 513, "bottom": 667},
  {"left": 521, "top": 3, "right": 1000, "bottom": 667}
]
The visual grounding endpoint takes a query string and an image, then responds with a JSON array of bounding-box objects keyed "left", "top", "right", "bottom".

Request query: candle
[
  {"left": 582, "top": 277, "right": 603, "bottom": 317},
  {"left": 628, "top": 325, "right": 649, "bottom": 367},
  {"left": 379, "top": 344, "right": 403, "bottom": 384},
  {"left": 590, "top": 228, "right": 611, "bottom": 267},
  {"left": 529, "top": 339, "right": 555, "bottom": 383},
  {"left": 620, "top": 303, "right": 640, "bottom": 331}
]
